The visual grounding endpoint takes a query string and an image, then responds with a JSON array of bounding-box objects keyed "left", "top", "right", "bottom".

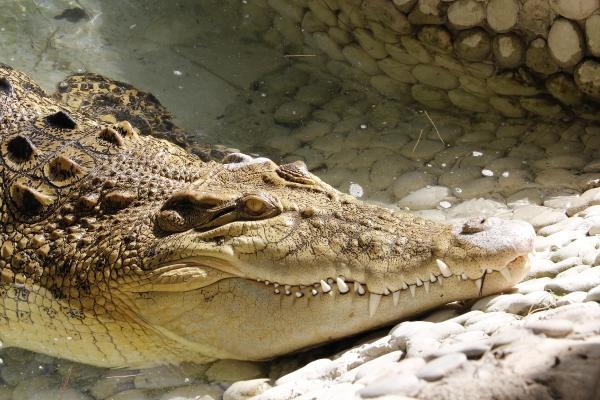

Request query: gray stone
[
  {"left": 524, "top": 319, "right": 574, "bottom": 338},
  {"left": 416, "top": 353, "right": 467, "bottom": 381},
  {"left": 223, "top": 379, "right": 273, "bottom": 400},
  {"left": 359, "top": 373, "right": 423, "bottom": 398}
]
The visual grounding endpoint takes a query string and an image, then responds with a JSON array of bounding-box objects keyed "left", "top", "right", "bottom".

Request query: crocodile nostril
[{"left": 461, "top": 217, "right": 486, "bottom": 234}]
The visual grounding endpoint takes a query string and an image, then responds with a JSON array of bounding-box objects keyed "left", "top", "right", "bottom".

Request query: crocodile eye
[
  {"left": 240, "top": 193, "right": 280, "bottom": 218},
  {"left": 244, "top": 197, "right": 266, "bottom": 214}
]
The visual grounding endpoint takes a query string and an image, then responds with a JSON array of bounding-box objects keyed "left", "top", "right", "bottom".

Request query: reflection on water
[{"left": 1, "top": 0, "right": 600, "bottom": 398}]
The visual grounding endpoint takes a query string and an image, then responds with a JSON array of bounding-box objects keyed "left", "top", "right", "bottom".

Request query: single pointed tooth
[
  {"left": 356, "top": 282, "right": 366, "bottom": 295},
  {"left": 500, "top": 267, "right": 512, "bottom": 282},
  {"left": 320, "top": 280, "right": 332, "bottom": 293},
  {"left": 475, "top": 278, "right": 482, "bottom": 292},
  {"left": 327, "top": 278, "right": 334, "bottom": 284},
  {"left": 415, "top": 277, "right": 423, "bottom": 286},
  {"left": 274, "top": 289, "right": 280, "bottom": 294},
  {"left": 486, "top": 268, "right": 493, "bottom": 274},
  {"left": 285, "top": 284, "right": 291, "bottom": 291},
  {"left": 273, "top": 283, "right": 279, "bottom": 288},
  {"left": 383, "top": 287, "right": 390, "bottom": 295},
  {"left": 401, "top": 281, "right": 408, "bottom": 290},
  {"left": 424, "top": 281, "right": 430, "bottom": 293},
  {"left": 285, "top": 290, "right": 291, "bottom": 295},
  {"left": 437, "top": 276, "right": 443, "bottom": 286},
  {"left": 429, "top": 272, "right": 437, "bottom": 282},
  {"left": 461, "top": 273, "right": 468, "bottom": 281},
  {"left": 436, "top": 259, "right": 452, "bottom": 277},
  {"left": 265, "top": 280, "right": 270, "bottom": 285},
  {"left": 295, "top": 291, "right": 304, "bottom": 298},
  {"left": 392, "top": 291, "right": 400, "bottom": 306},
  {"left": 311, "top": 289, "right": 318, "bottom": 296},
  {"left": 369, "top": 293, "right": 382, "bottom": 317},
  {"left": 409, "top": 285, "right": 416, "bottom": 298},
  {"left": 336, "top": 277, "right": 349, "bottom": 294}
]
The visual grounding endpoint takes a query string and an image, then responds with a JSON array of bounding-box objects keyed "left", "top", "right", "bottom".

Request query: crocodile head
[
  {"left": 120, "top": 153, "right": 534, "bottom": 366},
  {"left": 0, "top": 64, "right": 534, "bottom": 368}
]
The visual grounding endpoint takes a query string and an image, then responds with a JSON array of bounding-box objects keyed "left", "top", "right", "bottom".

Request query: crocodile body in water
[{"left": 0, "top": 64, "right": 534, "bottom": 368}]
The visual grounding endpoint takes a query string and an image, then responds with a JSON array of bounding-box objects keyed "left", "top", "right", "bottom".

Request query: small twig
[
  {"left": 283, "top": 54, "right": 317, "bottom": 58},
  {"left": 423, "top": 110, "right": 445, "bottom": 146},
  {"left": 412, "top": 128, "right": 423, "bottom": 153}
]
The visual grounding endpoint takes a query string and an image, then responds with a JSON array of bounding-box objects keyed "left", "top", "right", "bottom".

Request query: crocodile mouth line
[{"left": 247, "top": 254, "right": 530, "bottom": 317}]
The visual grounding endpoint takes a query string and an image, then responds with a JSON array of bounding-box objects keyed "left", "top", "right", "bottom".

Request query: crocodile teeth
[
  {"left": 424, "top": 281, "right": 430, "bottom": 294},
  {"left": 437, "top": 276, "right": 443, "bottom": 286},
  {"left": 355, "top": 282, "right": 366, "bottom": 295},
  {"left": 401, "top": 281, "right": 408, "bottom": 290},
  {"left": 429, "top": 272, "right": 437, "bottom": 282},
  {"left": 320, "top": 280, "right": 332, "bottom": 293},
  {"left": 475, "top": 278, "right": 482, "bottom": 292},
  {"left": 409, "top": 285, "right": 416, "bottom": 298},
  {"left": 436, "top": 259, "right": 453, "bottom": 277},
  {"left": 461, "top": 273, "right": 469, "bottom": 281},
  {"left": 336, "top": 277, "right": 349, "bottom": 294},
  {"left": 500, "top": 267, "right": 512, "bottom": 282},
  {"left": 415, "top": 277, "right": 423, "bottom": 286},
  {"left": 274, "top": 289, "right": 280, "bottom": 294},
  {"left": 369, "top": 293, "right": 382, "bottom": 317},
  {"left": 383, "top": 288, "right": 390, "bottom": 296},
  {"left": 311, "top": 289, "right": 318, "bottom": 296},
  {"left": 392, "top": 291, "right": 400, "bottom": 306},
  {"left": 295, "top": 291, "right": 304, "bottom": 298}
]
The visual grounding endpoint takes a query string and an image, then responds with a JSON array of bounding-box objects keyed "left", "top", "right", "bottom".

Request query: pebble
[
  {"left": 397, "top": 186, "right": 451, "bottom": 210},
  {"left": 585, "top": 284, "right": 600, "bottom": 302},
  {"left": 223, "top": 379, "right": 272, "bottom": 400},
  {"left": 524, "top": 319, "right": 574, "bottom": 338},
  {"left": 359, "top": 373, "right": 423, "bottom": 398},
  {"left": 556, "top": 291, "right": 588, "bottom": 306},
  {"left": 158, "top": 384, "right": 223, "bottom": 400},
  {"left": 415, "top": 353, "right": 467, "bottom": 382},
  {"left": 512, "top": 205, "right": 567, "bottom": 229},
  {"left": 545, "top": 266, "right": 600, "bottom": 294},
  {"left": 274, "top": 101, "right": 312, "bottom": 125},
  {"left": 106, "top": 390, "right": 150, "bottom": 400},
  {"left": 392, "top": 171, "right": 437, "bottom": 199}
]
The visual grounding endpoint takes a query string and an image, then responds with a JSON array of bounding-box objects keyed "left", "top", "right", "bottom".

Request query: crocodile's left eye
[{"left": 239, "top": 193, "right": 281, "bottom": 218}]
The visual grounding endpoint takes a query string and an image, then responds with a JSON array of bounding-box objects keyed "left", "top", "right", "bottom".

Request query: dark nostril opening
[{"left": 461, "top": 217, "right": 486, "bottom": 234}]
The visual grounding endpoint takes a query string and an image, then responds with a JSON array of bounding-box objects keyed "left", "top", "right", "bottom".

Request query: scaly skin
[{"left": 0, "top": 64, "right": 534, "bottom": 368}]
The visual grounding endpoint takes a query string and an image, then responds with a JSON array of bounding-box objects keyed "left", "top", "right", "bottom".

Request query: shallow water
[{"left": 1, "top": 1, "right": 600, "bottom": 399}]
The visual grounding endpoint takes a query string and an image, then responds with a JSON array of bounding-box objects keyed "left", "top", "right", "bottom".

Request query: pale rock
[
  {"left": 397, "top": 186, "right": 451, "bottom": 210},
  {"left": 433, "top": 341, "right": 491, "bottom": 359},
  {"left": 106, "top": 390, "right": 149, "bottom": 400},
  {"left": 296, "top": 382, "right": 362, "bottom": 400},
  {"left": 453, "top": 177, "right": 497, "bottom": 199},
  {"left": 223, "top": 379, "right": 272, "bottom": 400},
  {"left": 301, "top": 11, "right": 327, "bottom": 33},
  {"left": 454, "top": 28, "right": 491, "bottom": 61},
  {"left": 492, "top": 34, "right": 524, "bottom": 69},
  {"left": 412, "top": 64, "right": 459, "bottom": 90},
  {"left": 462, "top": 312, "right": 519, "bottom": 335},
  {"left": 524, "top": 319, "right": 574, "bottom": 338},
  {"left": 459, "top": 75, "right": 494, "bottom": 97},
  {"left": 353, "top": 28, "right": 388, "bottom": 59},
  {"left": 312, "top": 32, "right": 345, "bottom": 60},
  {"left": 525, "top": 38, "right": 560, "bottom": 76},
  {"left": 568, "top": 188, "right": 600, "bottom": 215},
  {"left": 416, "top": 353, "right": 467, "bottom": 381},
  {"left": 268, "top": 0, "right": 304, "bottom": 22},
  {"left": 519, "top": 97, "right": 565, "bottom": 118},
  {"left": 352, "top": 350, "right": 404, "bottom": 382},
  {"left": 585, "top": 284, "right": 600, "bottom": 301},
  {"left": 548, "top": 18, "right": 584, "bottom": 68},
  {"left": 292, "top": 121, "right": 332, "bottom": 142},
  {"left": 274, "top": 101, "right": 312, "bottom": 125},
  {"left": 575, "top": 59, "right": 600, "bottom": 99},
  {"left": 275, "top": 359, "right": 339, "bottom": 385},
  {"left": 487, "top": 74, "right": 539, "bottom": 96},
  {"left": 401, "top": 36, "right": 433, "bottom": 63},
  {"left": 515, "top": 277, "right": 553, "bottom": 294},
  {"left": 370, "top": 75, "right": 411, "bottom": 100},
  {"left": 496, "top": 169, "right": 533, "bottom": 195},
  {"left": 489, "top": 96, "right": 526, "bottom": 118},
  {"left": 368, "top": 20, "right": 402, "bottom": 44},
  {"left": 545, "top": 73, "right": 583, "bottom": 105},
  {"left": 551, "top": 236, "right": 600, "bottom": 265},
  {"left": 512, "top": 204, "right": 566, "bottom": 229},
  {"left": 530, "top": 256, "right": 582, "bottom": 278},
  {"left": 472, "top": 291, "right": 556, "bottom": 315},
  {"left": 446, "top": 198, "right": 509, "bottom": 219},
  {"left": 583, "top": 158, "right": 600, "bottom": 173},
  {"left": 342, "top": 44, "right": 381, "bottom": 75},
  {"left": 545, "top": 266, "right": 600, "bottom": 294},
  {"left": 328, "top": 26, "right": 353, "bottom": 45},
  {"left": 377, "top": 58, "right": 417, "bottom": 83},
  {"left": 447, "top": 0, "right": 485, "bottom": 29},
  {"left": 438, "top": 166, "right": 482, "bottom": 187},
  {"left": 385, "top": 43, "right": 421, "bottom": 64},
  {"left": 205, "top": 360, "right": 264, "bottom": 382},
  {"left": 417, "top": 25, "right": 454, "bottom": 53},
  {"left": 408, "top": 0, "right": 445, "bottom": 25},
  {"left": 506, "top": 188, "right": 544, "bottom": 206},
  {"left": 393, "top": 0, "right": 419, "bottom": 13},
  {"left": 538, "top": 216, "right": 587, "bottom": 236},
  {"left": 159, "top": 384, "right": 223, "bottom": 400},
  {"left": 486, "top": 0, "right": 519, "bottom": 32},
  {"left": 535, "top": 168, "right": 580, "bottom": 190},
  {"left": 448, "top": 89, "right": 490, "bottom": 113},
  {"left": 359, "top": 374, "right": 423, "bottom": 398},
  {"left": 549, "top": 0, "right": 600, "bottom": 20},
  {"left": 411, "top": 84, "right": 450, "bottom": 109},
  {"left": 254, "top": 379, "right": 326, "bottom": 400},
  {"left": 392, "top": 170, "right": 437, "bottom": 199},
  {"left": 361, "top": 0, "right": 413, "bottom": 34},
  {"left": 585, "top": 14, "right": 600, "bottom": 57},
  {"left": 308, "top": 0, "right": 337, "bottom": 26},
  {"left": 400, "top": 138, "right": 446, "bottom": 161},
  {"left": 556, "top": 291, "right": 588, "bottom": 306}
]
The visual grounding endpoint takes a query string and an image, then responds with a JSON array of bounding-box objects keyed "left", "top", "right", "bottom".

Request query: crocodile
[{"left": 0, "top": 63, "right": 535, "bottom": 368}]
